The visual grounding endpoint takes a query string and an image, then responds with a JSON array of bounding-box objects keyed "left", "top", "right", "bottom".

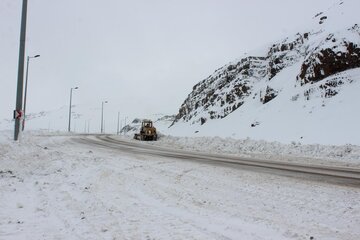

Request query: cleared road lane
[{"left": 76, "top": 135, "right": 360, "bottom": 187}]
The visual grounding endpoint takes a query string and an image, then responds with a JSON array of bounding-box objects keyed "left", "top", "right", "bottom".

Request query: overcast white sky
[{"left": 0, "top": 0, "right": 335, "bottom": 129}]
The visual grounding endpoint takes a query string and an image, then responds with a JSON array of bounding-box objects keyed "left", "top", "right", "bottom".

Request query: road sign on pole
[{"left": 14, "top": 110, "right": 23, "bottom": 120}]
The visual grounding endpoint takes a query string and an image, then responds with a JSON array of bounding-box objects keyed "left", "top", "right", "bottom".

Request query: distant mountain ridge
[{"left": 171, "top": 0, "right": 360, "bottom": 128}]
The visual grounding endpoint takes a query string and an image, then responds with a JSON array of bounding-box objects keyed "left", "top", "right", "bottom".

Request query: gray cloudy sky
[{"left": 1, "top": 0, "right": 333, "bottom": 128}]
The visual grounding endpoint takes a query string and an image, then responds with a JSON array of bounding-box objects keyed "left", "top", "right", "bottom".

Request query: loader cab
[{"left": 143, "top": 121, "right": 153, "bottom": 128}]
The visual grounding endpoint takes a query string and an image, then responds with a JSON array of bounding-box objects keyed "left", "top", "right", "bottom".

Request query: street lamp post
[
  {"left": 120, "top": 120, "right": 123, "bottom": 135},
  {"left": 14, "top": 0, "right": 28, "bottom": 141},
  {"left": 117, "top": 112, "right": 120, "bottom": 135},
  {"left": 22, "top": 54, "right": 40, "bottom": 131},
  {"left": 124, "top": 116, "right": 128, "bottom": 135},
  {"left": 101, "top": 101, "right": 108, "bottom": 133},
  {"left": 68, "top": 87, "right": 78, "bottom": 132}
]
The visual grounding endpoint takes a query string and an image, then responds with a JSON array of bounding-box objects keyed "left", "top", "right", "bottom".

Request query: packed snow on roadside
[
  {"left": 144, "top": 134, "right": 360, "bottom": 167},
  {"left": 1, "top": 131, "right": 360, "bottom": 240}
]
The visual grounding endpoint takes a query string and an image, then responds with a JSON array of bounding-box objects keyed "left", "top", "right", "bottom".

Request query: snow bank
[{"left": 146, "top": 135, "right": 360, "bottom": 167}]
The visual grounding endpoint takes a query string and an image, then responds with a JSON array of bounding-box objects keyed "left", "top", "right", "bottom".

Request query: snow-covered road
[
  {"left": 78, "top": 135, "right": 360, "bottom": 187},
  {"left": 1, "top": 132, "right": 360, "bottom": 240}
]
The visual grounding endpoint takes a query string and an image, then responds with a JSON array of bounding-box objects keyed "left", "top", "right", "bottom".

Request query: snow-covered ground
[{"left": 1, "top": 131, "right": 360, "bottom": 240}]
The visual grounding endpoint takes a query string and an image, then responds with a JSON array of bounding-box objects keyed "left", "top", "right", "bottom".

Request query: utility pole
[
  {"left": 120, "top": 120, "right": 123, "bottom": 135},
  {"left": 101, "top": 101, "right": 108, "bottom": 133},
  {"left": 124, "top": 116, "right": 128, "bottom": 135},
  {"left": 14, "top": 0, "right": 28, "bottom": 141},
  {"left": 117, "top": 112, "right": 120, "bottom": 135},
  {"left": 68, "top": 87, "right": 78, "bottom": 132}
]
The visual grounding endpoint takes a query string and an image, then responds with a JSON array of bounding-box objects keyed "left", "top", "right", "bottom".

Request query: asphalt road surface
[{"left": 75, "top": 135, "right": 360, "bottom": 187}]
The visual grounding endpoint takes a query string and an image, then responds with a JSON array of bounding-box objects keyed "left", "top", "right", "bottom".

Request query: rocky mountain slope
[{"left": 169, "top": 0, "right": 360, "bottom": 145}]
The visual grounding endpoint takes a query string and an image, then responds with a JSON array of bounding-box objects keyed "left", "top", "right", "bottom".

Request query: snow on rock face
[
  {"left": 298, "top": 25, "right": 360, "bottom": 84},
  {"left": 267, "top": 33, "right": 307, "bottom": 80},
  {"left": 170, "top": 0, "right": 360, "bottom": 145},
  {"left": 172, "top": 56, "right": 268, "bottom": 126}
]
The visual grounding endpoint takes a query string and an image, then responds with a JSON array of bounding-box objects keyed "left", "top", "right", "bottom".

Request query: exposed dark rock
[
  {"left": 209, "top": 111, "right": 216, "bottom": 119},
  {"left": 227, "top": 64, "right": 236, "bottom": 71},
  {"left": 314, "top": 12, "right": 323, "bottom": 18},
  {"left": 319, "top": 16, "right": 327, "bottom": 24},
  {"left": 298, "top": 41, "right": 360, "bottom": 85},
  {"left": 260, "top": 86, "right": 278, "bottom": 104},
  {"left": 226, "top": 93, "right": 236, "bottom": 104},
  {"left": 304, "top": 32, "right": 309, "bottom": 39},
  {"left": 200, "top": 117, "right": 207, "bottom": 125},
  {"left": 232, "top": 102, "right": 243, "bottom": 112},
  {"left": 251, "top": 121, "right": 260, "bottom": 127},
  {"left": 320, "top": 16, "right": 327, "bottom": 21},
  {"left": 304, "top": 88, "right": 317, "bottom": 100},
  {"left": 318, "top": 78, "right": 346, "bottom": 98}
]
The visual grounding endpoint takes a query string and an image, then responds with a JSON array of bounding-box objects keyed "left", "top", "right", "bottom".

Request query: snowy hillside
[{"left": 169, "top": 0, "right": 360, "bottom": 145}]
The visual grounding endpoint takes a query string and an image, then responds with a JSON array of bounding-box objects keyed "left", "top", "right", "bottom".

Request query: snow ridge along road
[{"left": 76, "top": 135, "right": 360, "bottom": 187}]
